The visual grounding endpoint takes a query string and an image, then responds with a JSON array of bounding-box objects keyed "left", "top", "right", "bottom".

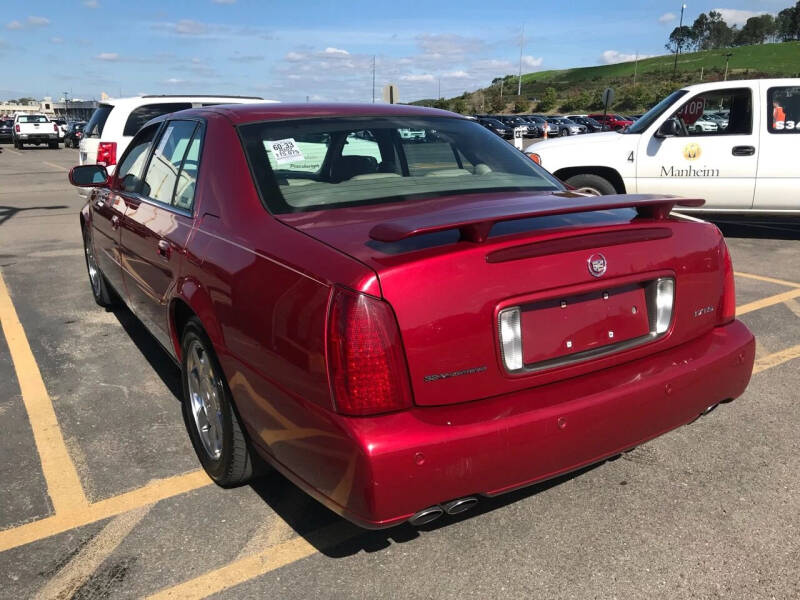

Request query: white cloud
[
  {"left": 96, "top": 52, "right": 119, "bottom": 61},
  {"left": 712, "top": 8, "right": 768, "bottom": 27},
  {"left": 323, "top": 47, "right": 349, "bottom": 56},
  {"left": 165, "top": 77, "right": 185, "bottom": 84},
  {"left": 658, "top": 12, "right": 676, "bottom": 24},
  {"left": 6, "top": 20, "right": 22, "bottom": 30},
  {"left": 50, "top": 36, "right": 63, "bottom": 44},
  {"left": 286, "top": 51, "right": 306, "bottom": 61},
  {"left": 521, "top": 55, "right": 543, "bottom": 69},
  {"left": 175, "top": 19, "right": 207, "bottom": 35},
  {"left": 601, "top": 50, "right": 654, "bottom": 64},
  {"left": 27, "top": 16, "right": 50, "bottom": 27},
  {"left": 229, "top": 54, "right": 264, "bottom": 63},
  {"left": 83, "top": 0, "right": 100, "bottom": 8},
  {"left": 444, "top": 70, "right": 470, "bottom": 79},
  {"left": 401, "top": 73, "right": 435, "bottom": 82}
]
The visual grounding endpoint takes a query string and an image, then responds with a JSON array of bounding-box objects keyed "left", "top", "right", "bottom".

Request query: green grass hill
[{"left": 413, "top": 41, "right": 800, "bottom": 114}]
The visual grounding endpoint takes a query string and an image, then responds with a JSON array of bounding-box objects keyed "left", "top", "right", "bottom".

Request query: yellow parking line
[
  {"left": 734, "top": 272, "right": 800, "bottom": 289},
  {"left": 145, "top": 522, "right": 355, "bottom": 600},
  {"left": 0, "top": 469, "right": 210, "bottom": 553},
  {"left": 42, "top": 160, "right": 68, "bottom": 172},
  {"left": 34, "top": 505, "right": 151, "bottom": 599},
  {"left": 736, "top": 288, "right": 800, "bottom": 316},
  {"left": 0, "top": 271, "right": 88, "bottom": 514},
  {"left": 753, "top": 344, "right": 800, "bottom": 375}
]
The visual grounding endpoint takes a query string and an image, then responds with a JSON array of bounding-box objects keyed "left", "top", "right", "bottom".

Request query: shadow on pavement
[
  {"left": 249, "top": 461, "right": 602, "bottom": 558},
  {"left": 109, "top": 301, "right": 182, "bottom": 401},
  {"left": 0, "top": 204, "right": 69, "bottom": 227},
  {"left": 709, "top": 216, "right": 800, "bottom": 241}
]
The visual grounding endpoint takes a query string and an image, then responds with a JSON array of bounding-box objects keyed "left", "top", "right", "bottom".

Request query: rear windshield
[
  {"left": 123, "top": 103, "right": 192, "bottom": 136},
  {"left": 240, "top": 116, "right": 563, "bottom": 214},
  {"left": 84, "top": 104, "right": 113, "bottom": 138},
  {"left": 18, "top": 115, "right": 49, "bottom": 123}
]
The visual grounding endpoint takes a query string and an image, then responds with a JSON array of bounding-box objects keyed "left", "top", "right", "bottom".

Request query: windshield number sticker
[
  {"left": 627, "top": 151, "right": 634, "bottom": 162},
  {"left": 774, "top": 121, "right": 795, "bottom": 131},
  {"left": 268, "top": 138, "right": 305, "bottom": 164}
]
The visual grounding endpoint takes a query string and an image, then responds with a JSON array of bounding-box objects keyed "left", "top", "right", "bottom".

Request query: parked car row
[
  {"left": 474, "top": 113, "right": 643, "bottom": 139},
  {"left": 0, "top": 113, "right": 87, "bottom": 149}
]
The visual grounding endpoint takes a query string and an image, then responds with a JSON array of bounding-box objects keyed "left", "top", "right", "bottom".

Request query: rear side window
[
  {"left": 116, "top": 124, "right": 159, "bottom": 193},
  {"left": 123, "top": 103, "right": 192, "bottom": 137},
  {"left": 767, "top": 86, "right": 800, "bottom": 133},
  {"left": 141, "top": 120, "right": 201, "bottom": 208},
  {"left": 84, "top": 104, "right": 113, "bottom": 138}
]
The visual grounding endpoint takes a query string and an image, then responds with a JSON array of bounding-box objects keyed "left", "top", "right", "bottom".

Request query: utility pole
[
  {"left": 723, "top": 52, "right": 733, "bottom": 81},
  {"left": 517, "top": 24, "right": 524, "bottom": 96},
  {"left": 63, "top": 91, "right": 69, "bottom": 120},
  {"left": 372, "top": 55, "right": 375, "bottom": 103},
  {"left": 672, "top": 3, "right": 687, "bottom": 78}
]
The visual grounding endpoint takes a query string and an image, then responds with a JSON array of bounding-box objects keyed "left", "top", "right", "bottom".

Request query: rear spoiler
[{"left": 369, "top": 193, "right": 704, "bottom": 243}]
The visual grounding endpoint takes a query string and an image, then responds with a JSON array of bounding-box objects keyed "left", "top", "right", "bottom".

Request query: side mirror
[
  {"left": 69, "top": 164, "right": 109, "bottom": 187},
  {"left": 655, "top": 119, "right": 680, "bottom": 139}
]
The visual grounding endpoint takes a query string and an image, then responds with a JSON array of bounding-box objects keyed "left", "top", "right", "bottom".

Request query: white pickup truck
[
  {"left": 524, "top": 78, "right": 800, "bottom": 214},
  {"left": 13, "top": 114, "right": 60, "bottom": 149}
]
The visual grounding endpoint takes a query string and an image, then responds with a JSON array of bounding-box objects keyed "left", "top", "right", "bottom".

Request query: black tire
[
  {"left": 565, "top": 173, "right": 617, "bottom": 196},
  {"left": 83, "top": 226, "right": 115, "bottom": 306},
  {"left": 180, "top": 318, "right": 257, "bottom": 487},
  {"left": 561, "top": 127, "right": 569, "bottom": 136},
  {"left": 49, "top": 141, "right": 59, "bottom": 149},
  {"left": 14, "top": 139, "right": 22, "bottom": 149}
]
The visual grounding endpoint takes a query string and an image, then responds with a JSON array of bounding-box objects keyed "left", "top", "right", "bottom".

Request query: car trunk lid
[{"left": 278, "top": 191, "right": 726, "bottom": 407}]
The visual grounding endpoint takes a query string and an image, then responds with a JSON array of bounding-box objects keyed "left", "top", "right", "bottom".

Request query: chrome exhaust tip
[
  {"left": 408, "top": 505, "right": 444, "bottom": 526},
  {"left": 702, "top": 403, "right": 719, "bottom": 416},
  {"left": 442, "top": 497, "right": 478, "bottom": 515}
]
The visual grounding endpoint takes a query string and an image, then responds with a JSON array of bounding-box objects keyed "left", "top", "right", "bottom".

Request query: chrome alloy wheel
[
  {"left": 84, "top": 230, "right": 102, "bottom": 298},
  {"left": 186, "top": 339, "right": 224, "bottom": 460}
]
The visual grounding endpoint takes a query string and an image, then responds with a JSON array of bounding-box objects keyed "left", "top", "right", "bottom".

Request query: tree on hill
[
  {"left": 735, "top": 14, "right": 777, "bottom": 45},
  {"left": 776, "top": 3, "right": 800, "bottom": 40},
  {"left": 666, "top": 25, "right": 693, "bottom": 53},
  {"left": 536, "top": 87, "right": 557, "bottom": 112}
]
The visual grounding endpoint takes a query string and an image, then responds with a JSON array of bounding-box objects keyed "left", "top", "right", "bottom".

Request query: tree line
[{"left": 667, "top": 3, "right": 800, "bottom": 53}]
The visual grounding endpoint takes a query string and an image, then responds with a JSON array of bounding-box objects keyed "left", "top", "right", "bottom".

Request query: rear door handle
[
  {"left": 157, "top": 240, "right": 171, "bottom": 259},
  {"left": 732, "top": 145, "right": 755, "bottom": 156}
]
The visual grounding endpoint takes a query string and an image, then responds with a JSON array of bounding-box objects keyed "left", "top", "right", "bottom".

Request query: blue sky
[{"left": 0, "top": 0, "right": 786, "bottom": 102}]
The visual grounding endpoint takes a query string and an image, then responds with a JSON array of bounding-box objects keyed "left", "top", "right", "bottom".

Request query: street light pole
[
  {"left": 517, "top": 24, "right": 524, "bottom": 96},
  {"left": 724, "top": 52, "right": 733, "bottom": 81},
  {"left": 672, "top": 3, "right": 687, "bottom": 78},
  {"left": 63, "top": 91, "right": 69, "bottom": 120}
]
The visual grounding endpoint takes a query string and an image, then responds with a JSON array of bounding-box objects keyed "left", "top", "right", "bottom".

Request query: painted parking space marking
[
  {"left": 33, "top": 505, "right": 151, "bottom": 600},
  {"left": 735, "top": 271, "right": 800, "bottom": 289},
  {"left": 0, "top": 469, "right": 210, "bottom": 553},
  {"left": 0, "top": 271, "right": 88, "bottom": 515},
  {"left": 752, "top": 343, "right": 800, "bottom": 375},
  {"left": 736, "top": 288, "right": 800, "bottom": 316},
  {"left": 145, "top": 522, "right": 355, "bottom": 600},
  {"left": 41, "top": 161, "right": 68, "bottom": 173}
]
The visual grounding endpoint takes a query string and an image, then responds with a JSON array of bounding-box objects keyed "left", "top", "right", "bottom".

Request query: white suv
[{"left": 79, "top": 95, "right": 270, "bottom": 174}]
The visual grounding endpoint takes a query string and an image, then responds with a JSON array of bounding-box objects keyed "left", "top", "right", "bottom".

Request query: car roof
[
  {"left": 160, "top": 102, "right": 465, "bottom": 125},
  {"left": 98, "top": 95, "right": 268, "bottom": 109}
]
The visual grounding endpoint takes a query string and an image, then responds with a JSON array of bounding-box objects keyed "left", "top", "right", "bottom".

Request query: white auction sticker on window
[{"left": 268, "top": 138, "right": 305, "bottom": 164}]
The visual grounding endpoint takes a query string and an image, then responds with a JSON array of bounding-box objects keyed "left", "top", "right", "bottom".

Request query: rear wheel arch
[
  {"left": 169, "top": 282, "right": 225, "bottom": 361},
  {"left": 553, "top": 166, "right": 627, "bottom": 194}
]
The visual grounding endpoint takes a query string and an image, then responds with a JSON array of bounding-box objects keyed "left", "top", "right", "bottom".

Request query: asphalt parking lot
[{"left": 1, "top": 144, "right": 799, "bottom": 600}]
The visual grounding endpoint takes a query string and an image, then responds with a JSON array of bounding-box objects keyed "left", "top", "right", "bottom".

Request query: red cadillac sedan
[{"left": 69, "top": 103, "right": 755, "bottom": 529}]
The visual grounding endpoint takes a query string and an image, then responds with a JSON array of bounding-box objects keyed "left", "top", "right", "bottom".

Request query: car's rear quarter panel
[{"left": 178, "top": 113, "right": 381, "bottom": 514}]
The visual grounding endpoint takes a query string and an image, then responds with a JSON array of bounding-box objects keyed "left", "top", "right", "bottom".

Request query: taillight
[
  {"left": 527, "top": 153, "right": 541, "bottom": 165},
  {"left": 53, "top": 123, "right": 59, "bottom": 133},
  {"left": 719, "top": 241, "right": 736, "bottom": 325},
  {"left": 14, "top": 124, "right": 20, "bottom": 133},
  {"left": 96, "top": 142, "right": 117, "bottom": 166},
  {"left": 327, "top": 287, "right": 413, "bottom": 416}
]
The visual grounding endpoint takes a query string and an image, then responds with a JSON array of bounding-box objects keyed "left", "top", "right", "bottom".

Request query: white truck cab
[{"left": 524, "top": 79, "right": 800, "bottom": 213}]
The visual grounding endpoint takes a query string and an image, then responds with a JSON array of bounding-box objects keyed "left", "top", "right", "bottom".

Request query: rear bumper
[
  {"left": 17, "top": 134, "right": 57, "bottom": 143},
  {"left": 267, "top": 320, "right": 754, "bottom": 529}
]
